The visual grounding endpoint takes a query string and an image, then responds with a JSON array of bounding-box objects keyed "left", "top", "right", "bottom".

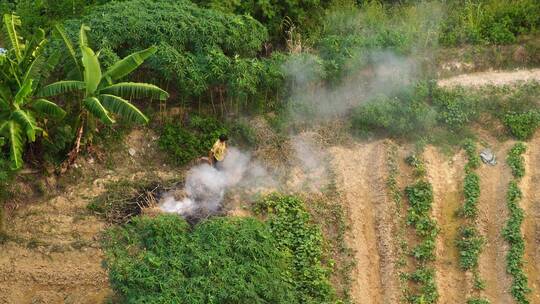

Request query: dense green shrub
[
  {"left": 228, "top": 120, "right": 258, "bottom": 147},
  {"left": 55, "top": 0, "right": 278, "bottom": 106},
  {"left": 456, "top": 226, "right": 485, "bottom": 270},
  {"left": 440, "top": 0, "right": 540, "bottom": 45},
  {"left": 503, "top": 111, "right": 540, "bottom": 140},
  {"left": 192, "top": 0, "right": 331, "bottom": 43},
  {"left": 351, "top": 84, "right": 436, "bottom": 138},
  {"left": 254, "top": 194, "right": 335, "bottom": 304},
  {"left": 433, "top": 88, "right": 479, "bottom": 131},
  {"left": 103, "top": 215, "right": 298, "bottom": 304},
  {"left": 158, "top": 115, "right": 228, "bottom": 165}
]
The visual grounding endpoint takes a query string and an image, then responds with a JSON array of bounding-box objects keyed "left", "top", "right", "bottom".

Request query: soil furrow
[
  {"left": 477, "top": 143, "right": 514, "bottom": 303},
  {"left": 424, "top": 147, "right": 468, "bottom": 303},
  {"left": 330, "top": 141, "right": 390, "bottom": 304},
  {"left": 522, "top": 135, "right": 540, "bottom": 304}
]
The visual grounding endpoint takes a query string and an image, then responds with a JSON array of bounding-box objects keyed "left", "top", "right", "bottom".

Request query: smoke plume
[{"left": 159, "top": 148, "right": 273, "bottom": 217}]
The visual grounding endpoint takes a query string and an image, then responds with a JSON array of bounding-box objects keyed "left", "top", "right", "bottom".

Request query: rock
[
  {"left": 128, "top": 148, "right": 136, "bottom": 156},
  {"left": 480, "top": 148, "right": 496, "bottom": 165}
]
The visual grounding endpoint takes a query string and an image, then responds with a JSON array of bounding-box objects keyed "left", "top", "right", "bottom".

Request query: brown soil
[
  {"left": 0, "top": 128, "right": 179, "bottom": 304},
  {"left": 476, "top": 139, "right": 515, "bottom": 303},
  {"left": 521, "top": 134, "right": 540, "bottom": 304},
  {"left": 330, "top": 140, "right": 399, "bottom": 304},
  {"left": 424, "top": 146, "right": 469, "bottom": 303},
  {"left": 438, "top": 68, "right": 540, "bottom": 87},
  {"left": 0, "top": 187, "right": 111, "bottom": 304}
]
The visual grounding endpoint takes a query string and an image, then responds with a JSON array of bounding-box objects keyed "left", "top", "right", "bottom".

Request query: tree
[
  {"left": 0, "top": 13, "right": 66, "bottom": 169},
  {"left": 40, "top": 24, "right": 169, "bottom": 170}
]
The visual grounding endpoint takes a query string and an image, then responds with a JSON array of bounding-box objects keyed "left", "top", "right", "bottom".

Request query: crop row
[
  {"left": 386, "top": 144, "right": 409, "bottom": 299},
  {"left": 503, "top": 143, "right": 530, "bottom": 304},
  {"left": 456, "top": 140, "right": 490, "bottom": 303},
  {"left": 404, "top": 154, "right": 438, "bottom": 304}
]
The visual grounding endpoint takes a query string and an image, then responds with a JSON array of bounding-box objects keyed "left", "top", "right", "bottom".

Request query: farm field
[{"left": 2, "top": 1, "right": 540, "bottom": 303}]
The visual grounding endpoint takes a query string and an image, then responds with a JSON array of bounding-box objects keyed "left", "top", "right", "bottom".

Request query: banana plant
[
  {"left": 0, "top": 14, "right": 66, "bottom": 170},
  {"left": 39, "top": 24, "right": 169, "bottom": 170}
]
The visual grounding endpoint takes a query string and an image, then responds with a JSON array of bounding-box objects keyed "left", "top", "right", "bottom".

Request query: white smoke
[
  {"left": 284, "top": 51, "right": 420, "bottom": 122},
  {"left": 159, "top": 148, "right": 272, "bottom": 217}
]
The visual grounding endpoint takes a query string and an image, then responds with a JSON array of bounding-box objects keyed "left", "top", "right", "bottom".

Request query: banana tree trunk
[{"left": 59, "top": 123, "right": 84, "bottom": 174}]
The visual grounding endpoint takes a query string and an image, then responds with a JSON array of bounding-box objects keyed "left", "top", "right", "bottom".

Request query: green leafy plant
[
  {"left": 503, "top": 111, "right": 540, "bottom": 140},
  {"left": 0, "top": 13, "right": 66, "bottom": 169},
  {"left": 456, "top": 226, "right": 485, "bottom": 270},
  {"left": 254, "top": 194, "right": 335, "bottom": 304},
  {"left": 158, "top": 115, "right": 228, "bottom": 166},
  {"left": 502, "top": 181, "right": 531, "bottom": 303},
  {"left": 506, "top": 142, "right": 526, "bottom": 179},
  {"left": 462, "top": 172, "right": 480, "bottom": 218},
  {"left": 433, "top": 88, "right": 479, "bottom": 131},
  {"left": 103, "top": 215, "right": 299, "bottom": 303},
  {"left": 351, "top": 85, "right": 436, "bottom": 139},
  {"left": 404, "top": 157, "right": 439, "bottom": 304},
  {"left": 467, "top": 298, "right": 490, "bottom": 304},
  {"left": 502, "top": 143, "right": 530, "bottom": 303},
  {"left": 41, "top": 24, "right": 168, "bottom": 169}
]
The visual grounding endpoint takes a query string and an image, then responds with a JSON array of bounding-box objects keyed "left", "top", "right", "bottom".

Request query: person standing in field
[{"left": 209, "top": 134, "right": 228, "bottom": 168}]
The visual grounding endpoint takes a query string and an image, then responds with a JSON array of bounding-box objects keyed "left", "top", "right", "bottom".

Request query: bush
[
  {"left": 191, "top": 0, "right": 330, "bottom": 43},
  {"left": 254, "top": 194, "right": 335, "bottom": 304},
  {"left": 158, "top": 115, "right": 228, "bottom": 166},
  {"left": 440, "top": 0, "right": 540, "bottom": 45},
  {"left": 503, "top": 111, "right": 540, "bottom": 140},
  {"left": 433, "top": 88, "right": 479, "bottom": 131},
  {"left": 103, "top": 215, "right": 298, "bottom": 304},
  {"left": 228, "top": 120, "right": 258, "bottom": 147},
  {"left": 56, "top": 0, "right": 273, "bottom": 103},
  {"left": 351, "top": 85, "right": 436, "bottom": 138}
]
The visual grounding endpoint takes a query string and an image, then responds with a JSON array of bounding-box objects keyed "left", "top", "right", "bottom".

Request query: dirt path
[
  {"left": 476, "top": 142, "right": 515, "bottom": 303},
  {"left": 438, "top": 68, "right": 540, "bottom": 87},
  {"left": 0, "top": 186, "right": 111, "bottom": 304},
  {"left": 330, "top": 141, "right": 399, "bottom": 304},
  {"left": 423, "top": 147, "right": 468, "bottom": 303},
  {"left": 521, "top": 135, "right": 540, "bottom": 304}
]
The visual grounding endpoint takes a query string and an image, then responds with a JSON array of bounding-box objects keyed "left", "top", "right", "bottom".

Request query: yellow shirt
[{"left": 211, "top": 140, "right": 227, "bottom": 161}]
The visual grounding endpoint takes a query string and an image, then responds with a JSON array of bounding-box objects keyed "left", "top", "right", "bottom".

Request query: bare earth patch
[
  {"left": 424, "top": 146, "right": 468, "bottom": 303},
  {"left": 438, "top": 68, "right": 540, "bottom": 87},
  {"left": 476, "top": 139, "right": 515, "bottom": 303},
  {"left": 521, "top": 134, "right": 540, "bottom": 304},
  {"left": 329, "top": 141, "right": 398, "bottom": 304}
]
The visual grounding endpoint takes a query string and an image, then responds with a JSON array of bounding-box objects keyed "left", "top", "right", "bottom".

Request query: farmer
[{"left": 209, "top": 134, "right": 228, "bottom": 168}]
